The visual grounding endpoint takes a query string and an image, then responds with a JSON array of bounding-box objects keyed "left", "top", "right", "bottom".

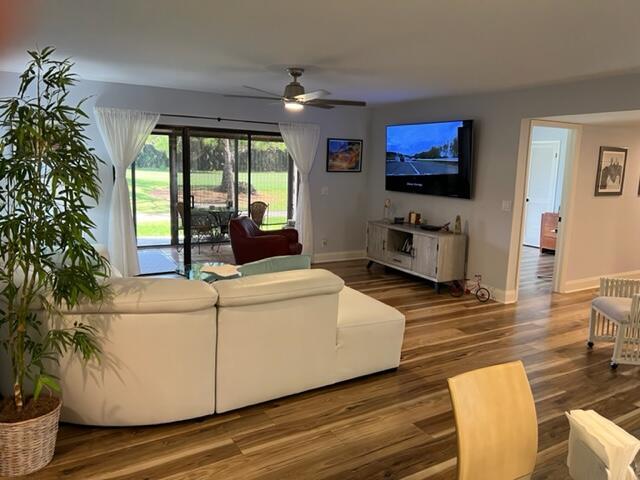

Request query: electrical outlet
[
  {"left": 321, "top": 186, "right": 329, "bottom": 196},
  {"left": 501, "top": 200, "right": 512, "bottom": 212},
  {"left": 321, "top": 238, "right": 328, "bottom": 247}
]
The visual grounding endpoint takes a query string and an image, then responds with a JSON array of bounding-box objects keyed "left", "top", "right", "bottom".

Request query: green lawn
[{"left": 127, "top": 168, "right": 290, "bottom": 238}]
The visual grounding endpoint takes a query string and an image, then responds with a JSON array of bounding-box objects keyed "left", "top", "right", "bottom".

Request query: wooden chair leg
[
  {"left": 612, "top": 324, "right": 628, "bottom": 369},
  {"left": 588, "top": 307, "right": 597, "bottom": 348}
]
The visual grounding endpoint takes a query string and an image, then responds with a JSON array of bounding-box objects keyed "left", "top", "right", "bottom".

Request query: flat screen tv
[{"left": 385, "top": 120, "right": 474, "bottom": 198}]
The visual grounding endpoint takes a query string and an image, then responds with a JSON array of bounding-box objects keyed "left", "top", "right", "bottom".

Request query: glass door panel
[
  {"left": 185, "top": 132, "right": 248, "bottom": 264},
  {"left": 127, "top": 132, "right": 180, "bottom": 275},
  {"left": 129, "top": 134, "right": 172, "bottom": 247},
  {"left": 250, "top": 135, "right": 293, "bottom": 230}
]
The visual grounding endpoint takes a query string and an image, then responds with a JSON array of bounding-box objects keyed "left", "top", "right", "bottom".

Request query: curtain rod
[{"left": 159, "top": 113, "right": 279, "bottom": 127}]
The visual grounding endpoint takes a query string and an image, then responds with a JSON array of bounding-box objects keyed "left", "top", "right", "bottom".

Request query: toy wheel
[
  {"left": 610, "top": 362, "right": 618, "bottom": 370},
  {"left": 449, "top": 280, "right": 465, "bottom": 298},
  {"left": 587, "top": 341, "right": 594, "bottom": 349},
  {"left": 476, "top": 287, "right": 490, "bottom": 303}
]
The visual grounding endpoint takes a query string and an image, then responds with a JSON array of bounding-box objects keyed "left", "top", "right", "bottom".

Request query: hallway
[{"left": 519, "top": 245, "right": 555, "bottom": 297}]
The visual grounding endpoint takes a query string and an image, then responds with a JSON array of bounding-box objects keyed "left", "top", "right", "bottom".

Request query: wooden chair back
[
  {"left": 176, "top": 201, "right": 185, "bottom": 228},
  {"left": 249, "top": 201, "right": 269, "bottom": 226},
  {"left": 447, "top": 361, "right": 538, "bottom": 480}
]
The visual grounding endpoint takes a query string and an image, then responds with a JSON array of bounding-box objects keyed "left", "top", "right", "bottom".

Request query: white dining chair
[
  {"left": 566, "top": 409, "right": 640, "bottom": 480},
  {"left": 588, "top": 277, "right": 640, "bottom": 369}
]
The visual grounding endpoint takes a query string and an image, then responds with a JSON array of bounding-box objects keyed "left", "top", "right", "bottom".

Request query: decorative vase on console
[
  {"left": 383, "top": 198, "right": 391, "bottom": 222},
  {"left": 454, "top": 215, "right": 462, "bottom": 234}
]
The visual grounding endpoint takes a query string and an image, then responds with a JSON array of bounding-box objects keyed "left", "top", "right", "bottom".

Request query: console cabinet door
[
  {"left": 412, "top": 235, "right": 438, "bottom": 278},
  {"left": 367, "top": 224, "right": 386, "bottom": 261}
]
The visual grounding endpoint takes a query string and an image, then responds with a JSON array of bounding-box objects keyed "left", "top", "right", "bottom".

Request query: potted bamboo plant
[{"left": 0, "top": 47, "right": 110, "bottom": 476}]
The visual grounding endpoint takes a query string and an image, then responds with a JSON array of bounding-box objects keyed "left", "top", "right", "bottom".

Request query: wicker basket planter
[{"left": 0, "top": 398, "right": 61, "bottom": 477}]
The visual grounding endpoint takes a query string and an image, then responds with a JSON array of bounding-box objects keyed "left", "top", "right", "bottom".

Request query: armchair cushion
[{"left": 592, "top": 296, "right": 632, "bottom": 323}]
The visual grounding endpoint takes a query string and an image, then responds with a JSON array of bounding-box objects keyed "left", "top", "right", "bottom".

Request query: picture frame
[
  {"left": 594, "top": 146, "right": 627, "bottom": 196},
  {"left": 326, "top": 138, "right": 363, "bottom": 172}
]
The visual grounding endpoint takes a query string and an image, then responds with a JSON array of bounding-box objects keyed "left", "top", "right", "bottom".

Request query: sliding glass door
[
  {"left": 249, "top": 135, "right": 294, "bottom": 230},
  {"left": 127, "top": 133, "right": 173, "bottom": 247},
  {"left": 129, "top": 126, "right": 295, "bottom": 274}
]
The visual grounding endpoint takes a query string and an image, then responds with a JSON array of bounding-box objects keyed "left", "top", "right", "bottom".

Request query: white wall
[
  {"left": 0, "top": 71, "right": 370, "bottom": 258},
  {"left": 562, "top": 124, "right": 640, "bottom": 290},
  {"left": 367, "top": 72, "right": 640, "bottom": 301},
  {"left": 5, "top": 64, "right": 640, "bottom": 291}
]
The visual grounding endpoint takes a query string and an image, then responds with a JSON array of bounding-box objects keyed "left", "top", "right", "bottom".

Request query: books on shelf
[{"left": 200, "top": 263, "right": 239, "bottom": 278}]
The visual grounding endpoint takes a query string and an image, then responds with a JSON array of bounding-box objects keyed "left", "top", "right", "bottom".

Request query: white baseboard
[
  {"left": 560, "top": 270, "right": 640, "bottom": 293},
  {"left": 312, "top": 250, "right": 366, "bottom": 264},
  {"left": 484, "top": 284, "right": 516, "bottom": 304}
]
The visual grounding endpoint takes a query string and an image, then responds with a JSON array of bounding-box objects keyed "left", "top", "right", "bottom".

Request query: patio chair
[
  {"left": 249, "top": 201, "right": 269, "bottom": 226},
  {"left": 588, "top": 277, "right": 640, "bottom": 369},
  {"left": 176, "top": 201, "right": 213, "bottom": 253}
]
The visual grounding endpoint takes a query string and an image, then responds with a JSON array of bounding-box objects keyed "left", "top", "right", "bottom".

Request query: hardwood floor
[
  {"left": 30, "top": 259, "right": 639, "bottom": 479},
  {"left": 518, "top": 245, "right": 555, "bottom": 296}
]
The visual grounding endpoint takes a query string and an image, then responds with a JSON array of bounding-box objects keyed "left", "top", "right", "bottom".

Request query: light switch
[
  {"left": 321, "top": 186, "right": 329, "bottom": 196},
  {"left": 501, "top": 200, "right": 512, "bottom": 212}
]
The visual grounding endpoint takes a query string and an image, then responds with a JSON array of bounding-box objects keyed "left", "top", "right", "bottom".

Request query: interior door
[{"left": 524, "top": 141, "right": 561, "bottom": 247}]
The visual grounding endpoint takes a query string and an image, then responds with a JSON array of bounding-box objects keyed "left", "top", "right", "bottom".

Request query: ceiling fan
[{"left": 224, "top": 67, "right": 366, "bottom": 111}]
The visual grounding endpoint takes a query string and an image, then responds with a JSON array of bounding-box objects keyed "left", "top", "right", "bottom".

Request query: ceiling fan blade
[
  {"left": 242, "top": 85, "right": 283, "bottom": 98},
  {"left": 224, "top": 94, "right": 281, "bottom": 101},
  {"left": 305, "top": 102, "right": 334, "bottom": 110},
  {"left": 294, "top": 89, "right": 330, "bottom": 102},
  {"left": 309, "top": 99, "right": 367, "bottom": 107}
]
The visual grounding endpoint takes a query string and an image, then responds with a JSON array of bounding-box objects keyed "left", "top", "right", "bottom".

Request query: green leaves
[
  {"left": 33, "top": 374, "right": 61, "bottom": 402},
  {"left": 0, "top": 46, "right": 109, "bottom": 408}
]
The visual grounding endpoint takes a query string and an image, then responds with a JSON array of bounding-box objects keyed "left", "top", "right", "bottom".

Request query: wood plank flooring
[
  {"left": 25, "top": 257, "right": 639, "bottom": 479},
  {"left": 518, "top": 245, "right": 555, "bottom": 297}
]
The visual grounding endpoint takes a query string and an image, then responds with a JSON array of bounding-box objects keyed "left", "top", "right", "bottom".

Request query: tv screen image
[
  {"left": 385, "top": 120, "right": 473, "bottom": 198},
  {"left": 386, "top": 121, "right": 462, "bottom": 176}
]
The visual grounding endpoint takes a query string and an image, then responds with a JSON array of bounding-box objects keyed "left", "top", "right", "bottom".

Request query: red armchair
[{"left": 229, "top": 216, "right": 303, "bottom": 265}]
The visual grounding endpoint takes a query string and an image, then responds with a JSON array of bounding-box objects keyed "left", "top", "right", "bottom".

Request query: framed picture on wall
[
  {"left": 326, "top": 138, "right": 363, "bottom": 172},
  {"left": 594, "top": 146, "right": 627, "bottom": 196}
]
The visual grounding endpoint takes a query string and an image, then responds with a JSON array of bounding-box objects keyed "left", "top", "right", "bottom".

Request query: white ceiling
[{"left": 2, "top": 0, "right": 640, "bottom": 104}]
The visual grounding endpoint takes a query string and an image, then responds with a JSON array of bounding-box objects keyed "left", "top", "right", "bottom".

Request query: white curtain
[
  {"left": 279, "top": 122, "right": 320, "bottom": 255},
  {"left": 95, "top": 107, "right": 159, "bottom": 276}
]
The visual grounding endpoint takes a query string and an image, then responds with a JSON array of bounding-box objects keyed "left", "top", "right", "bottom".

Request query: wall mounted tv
[{"left": 385, "top": 120, "right": 474, "bottom": 198}]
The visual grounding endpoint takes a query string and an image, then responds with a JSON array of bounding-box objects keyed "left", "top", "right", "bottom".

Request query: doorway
[
  {"left": 518, "top": 123, "right": 574, "bottom": 297},
  {"left": 128, "top": 126, "right": 296, "bottom": 275}
]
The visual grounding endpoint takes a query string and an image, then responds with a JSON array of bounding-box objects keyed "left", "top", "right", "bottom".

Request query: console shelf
[{"left": 366, "top": 220, "right": 467, "bottom": 292}]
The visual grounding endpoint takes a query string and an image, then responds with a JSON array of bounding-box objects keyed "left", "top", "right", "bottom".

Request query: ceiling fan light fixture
[{"left": 284, "top": 100, "right": 304, "bottom": 112}]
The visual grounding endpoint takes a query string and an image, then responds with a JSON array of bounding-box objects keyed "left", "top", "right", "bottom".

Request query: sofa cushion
[
  {"left": 61, "top": 277, "right": 218, "bottom": 314},
  {"left": 335, "top": 286, "right": 405, "bottom": 383},
  {"left": 214, "top": 269, "right": 344, "bottom": 307},
  {"left": 592, "top": 296, "right": 632, "bottom": 323},
  {"left": 237, "top": 254, "right": 311, "bottom": 277}
]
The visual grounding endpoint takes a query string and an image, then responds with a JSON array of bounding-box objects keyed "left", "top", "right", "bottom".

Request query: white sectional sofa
[
  {"left": 43, "top": 268, "right": 405, "bottom": 426},
  {"left": 50, "top": 277, "right": 219, "bottom": 426}
]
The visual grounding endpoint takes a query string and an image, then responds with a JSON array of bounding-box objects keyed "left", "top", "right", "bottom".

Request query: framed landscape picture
[
  {"left": 326, "top": 138, "right": 363, "bottom": 172},
  {"left": 595, "top": 146, "right": 627, "bottom": 196}
]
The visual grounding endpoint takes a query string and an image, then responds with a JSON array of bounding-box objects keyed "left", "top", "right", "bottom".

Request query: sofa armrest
[
  {"left": 59, "top": 278, "right": 218, "bottom": 314},
  {"left": 214, "top": 269, "right": 344, "bottom": 307},
  {"left": 257, "top": 228, "right": 298, "bottom": 243}
]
